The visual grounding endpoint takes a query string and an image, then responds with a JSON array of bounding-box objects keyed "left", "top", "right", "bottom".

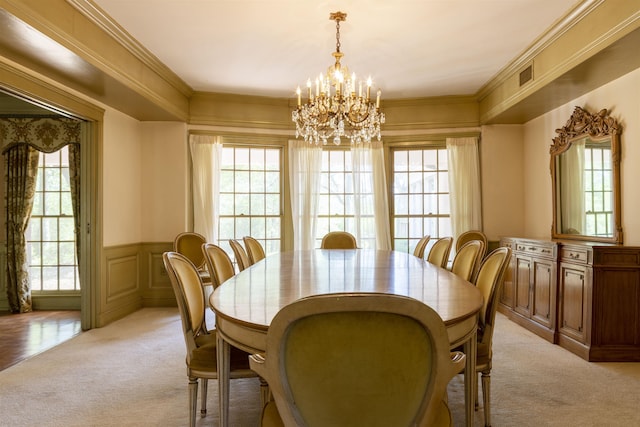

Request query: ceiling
[{"left": 90, "top": 0, "right": 582, "bottom": 100}]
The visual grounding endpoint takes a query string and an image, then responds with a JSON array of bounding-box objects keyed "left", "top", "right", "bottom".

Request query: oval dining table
[{"left": 210, "top": 249, "right": 483, "bottom": 427}]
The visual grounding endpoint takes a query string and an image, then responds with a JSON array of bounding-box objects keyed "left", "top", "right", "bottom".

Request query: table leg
[
  {"left": 463, "top": 331, "right": 477, "bottom": 427},
  {"left": 217, "top": 334, "right": 230, "bottom": 427}
]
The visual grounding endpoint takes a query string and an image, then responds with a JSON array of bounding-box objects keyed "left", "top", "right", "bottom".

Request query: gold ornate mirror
[{"left": 550, "top": 106, "right": 622, "bottom": 244}]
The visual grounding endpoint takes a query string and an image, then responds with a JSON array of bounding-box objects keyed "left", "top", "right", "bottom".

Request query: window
[
  {"left": 317, "top": 149, "right": 353, "bottom": 246},
  {"left": 217, "top": 146, "right": 282, "bottom": 256},
  {"left": 392, "top": 147, "right": 451, "bottom": 254},
  {"left": 26, "top": 146, "right": 79, "bottom": 292},
  {"left": 584, "top": 144, "right": 612, "bottom": 236},
  {"left": 315, "top": 149, "right": 377, "bottom": 248}
]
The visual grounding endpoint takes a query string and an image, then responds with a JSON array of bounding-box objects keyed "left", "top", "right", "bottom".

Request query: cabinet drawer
[
  {"left": 560, "top": 247, "right": 591, "bottom": 265},
  {"left": 514, "top": 242, "right": 556, "bottom": 259}
]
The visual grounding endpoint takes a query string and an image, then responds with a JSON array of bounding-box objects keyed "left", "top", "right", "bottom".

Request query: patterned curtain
[
  {"left": 4, "top": 145, "right": 40, "bottom": 313},
  {"left": 68, "top": 143, "right": 81, "bottom": 267}
]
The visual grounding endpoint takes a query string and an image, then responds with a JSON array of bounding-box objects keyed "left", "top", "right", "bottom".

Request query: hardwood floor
[{"left": 0, "top": 310, "right": 81, "bottom": 371}]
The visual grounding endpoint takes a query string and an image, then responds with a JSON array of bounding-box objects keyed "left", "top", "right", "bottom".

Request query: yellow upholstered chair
[
  {"left": 456, "top": 230, "right": 488, "bottom": 257},
  {"left": 162, "top": 251, "right": 261, "bottom": 427},
  {"left": 450, "top": 240, "right": 485, "bottom": 282},
  {"left": 201, "top": 243, "right": 236, "bottom": 289},
  {"left": 426, "top": 237, "right": 453, "bottom": 268},
  {"left": 244, "top": 236, "right": 266, "bottom": 265},
  {"left": 471, "top": 246, "right": 512, "bottom": 427},
  {"left": 320, "top": 231, "right": 358, "bottom": 249},
  {"left": 249, "top": 293, "right": 465, "bottom": 427},
  {"left": 413, "top": 235, "right": 431, "bottom": 259},
  {"left": 174, "top": 232, "right": 211, "bottom": 285},
  {"left": 229, "top": 239, "right": 251, "bottom": 272}
]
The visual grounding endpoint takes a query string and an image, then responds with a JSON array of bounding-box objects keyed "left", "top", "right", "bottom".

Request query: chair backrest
[
  {"left": 173, "top": 232, "right": 207, "bottom": 270},
  {"left": 251, "top": 293, "right": 464, "bottom": 427},
  {"left": 413, "top": 235, "right": 431, "bottom": 259},
  {"left": 320, "top": 231, "right": 358, "bottom": 249},
  {"left": 450, "top": 240, "right": 485, "bottom": 282},
  {"left": 455, "top": 230, "right": 488, "bottom": 253},
  {"left": 474, "top": 247, "right": 512, "bottom": 348},
  {"left": 426, "top": 237, "right": 453, "bottom": 268},
  {"left": 202, "top": 243, "right": 236, "bottom": 289},
  {"left": 243, "top": 236, "right": 266, "bottom": 264},
  {"left": 162, "top": 251, "right": 207, "bottom": 359},
  {"left": 229, "top": 239, "right": 251, "bottom": 272}
]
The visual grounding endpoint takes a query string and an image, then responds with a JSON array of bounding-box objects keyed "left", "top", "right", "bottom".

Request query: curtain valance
[{"left": 0, "top": 117, "right": 81, "bottom": 153}]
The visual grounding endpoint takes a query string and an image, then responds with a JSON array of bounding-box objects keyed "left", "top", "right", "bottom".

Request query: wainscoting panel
[
  {"left": 141, "top": 242, "right": 175, "bottom": 307},
  {"left": 99, "top": 244, "right": 142, "bottom": 326}
]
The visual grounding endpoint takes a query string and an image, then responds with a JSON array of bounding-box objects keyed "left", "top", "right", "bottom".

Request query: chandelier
[{"left": 292, "top": 11, "right": 385, "bottom": 146}]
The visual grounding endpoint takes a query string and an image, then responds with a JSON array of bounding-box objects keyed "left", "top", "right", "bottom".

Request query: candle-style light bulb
[
  {"left": 366, "top": 77, "right": 372, "bottom": 100},
  {"left": 296, "top": 86, "right": 301, "bottom": 107},
  {"left": 376, "top": 89, "right": 381, "bottom": 108}
]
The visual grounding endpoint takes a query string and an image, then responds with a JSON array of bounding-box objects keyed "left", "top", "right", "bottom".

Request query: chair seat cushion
[{"left": 190, "top": 331, "right": 252, "bottom": 371}]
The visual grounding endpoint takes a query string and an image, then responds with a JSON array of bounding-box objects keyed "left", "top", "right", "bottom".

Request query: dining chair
[
  {"left": 243, "top": 236, "right": 266, "bottom": 264},
  {"left": 426, "top": 237, "right": 453, "bottom": 268},
  {"left": 413, "top": 234, "right": 431, "bottom": 259},
  {"left": 229, "top": 239, "right": 251, "bottom": 272},
  {"left": 456, "top": 230, "right": 488, "bottom": 257},
  {"left": 320, "top": 231, "right": 358, "bottom": 249},
  {"left": 174, "top": 232, "right": 211, "bottom": 285},
  {"left": 162, "top": 251, "right": 264, "bottom": 427},
  {"left": 201, "top": 243, "right": 235, "bottom": 289},
  {"left": 450, "top": 240, "right": 485, "bottom": 282},
  {"left": 471, "top": 246, "right": 512, "bottom": 427},
  {"left": 249, "top": 292, "right": 465, "bottom": 427}
]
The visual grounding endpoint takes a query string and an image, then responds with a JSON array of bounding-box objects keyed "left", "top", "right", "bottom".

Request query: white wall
[
  {"left": 480, "top": 124, "right": 525, "bottom": 242},
  {"left": 102, "top": 107, "right": 143, "bottom": 246},
  {"left": 140, "top": 121, "right": 189, "bottom": 242},
  {"left": 523, "top": 67, "right": 640, "bottom": 244}
]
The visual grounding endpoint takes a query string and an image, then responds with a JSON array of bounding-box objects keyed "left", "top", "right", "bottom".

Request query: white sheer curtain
[
  {"left": 560, "top": 138, "right": 585, "bottom": 234},
  {"left": 351, "top": 141, "right": 392, "bottom": 250},
  {"left": 446, "top": 137, "right": 482, "bottom": 244},
  {"left": 188, "top": 134, "right": 222, "bottom": 242},
  {"left": 289, "top": 140, "right": 323, "bottom": 250}
]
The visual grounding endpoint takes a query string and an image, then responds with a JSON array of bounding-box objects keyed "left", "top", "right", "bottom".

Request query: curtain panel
[
  {"left": 446, "top": 137, "right": 482, "bottom": 248},
  {"left": 288, "top": 140, "right": 322, "bottom": 250},
  {"left": 188, "top": 134, "right": 222, "bottom": 243},
  {"left": 351, "top": 141, "right": 391, "bottom": 250},
  {"left": 559, "top": 138, "right": 585, "bottom": 234},
  {"left": 4, "top": 145, "right": 40, "bottom": 312}
]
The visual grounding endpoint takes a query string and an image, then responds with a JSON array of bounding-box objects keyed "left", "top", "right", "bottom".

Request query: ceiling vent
[{"left": 519, "top": 64, "right": 533, "bottom": 87}]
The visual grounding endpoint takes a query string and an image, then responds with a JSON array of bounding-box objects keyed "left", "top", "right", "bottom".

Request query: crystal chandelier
[{"left": 292, "top": 11, "right": 385, "bottom": 146}]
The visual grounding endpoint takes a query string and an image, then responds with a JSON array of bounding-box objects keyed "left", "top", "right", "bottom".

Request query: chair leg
[
  {"left": 481, "top": 370, "right": 491, "bottom": 427},
  {"left": 188, "top": 377, "right": 198, "bottom": 427},
  {"left": 258, "top": 376, "right": 270, "bottom": 406},
  {"left": 474, "top": 371, "right": 479, "bottom": 410},
  {"left": 200, "top": 378, "right": 208, "bottom": 416}
]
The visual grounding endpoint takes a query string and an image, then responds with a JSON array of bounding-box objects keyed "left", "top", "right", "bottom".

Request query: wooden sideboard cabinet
[
  {"left": 500, "top": 237, "right": 640, "bottom": 362},
  {"left": 499, "top": 238, "right": 558, "bottom": 343}
]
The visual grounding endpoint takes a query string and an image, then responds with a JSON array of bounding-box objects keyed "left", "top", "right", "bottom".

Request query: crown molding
[{"left": 66, "top": 0, "right": 193, "bottom": 97}]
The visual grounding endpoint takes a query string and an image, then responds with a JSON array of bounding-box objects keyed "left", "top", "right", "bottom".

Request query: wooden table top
[{"left": 211, "top": 249, "right": 483, "bottom": 331}]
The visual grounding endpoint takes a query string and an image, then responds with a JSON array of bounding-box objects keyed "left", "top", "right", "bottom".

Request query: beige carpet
[{"left": 1, "top": 307, "right": 639, "bottom": 426}]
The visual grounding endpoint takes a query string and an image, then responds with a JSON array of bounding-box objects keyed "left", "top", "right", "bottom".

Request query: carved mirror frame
[{"left": 550, "top": 106, "right": 622, "bottom": 244}]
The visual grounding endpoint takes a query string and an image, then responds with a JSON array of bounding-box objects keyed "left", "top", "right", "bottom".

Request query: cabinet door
[
  {"left": 531, "top": 258, "right": 556, "bottom": 329},
  {"left": 514, "top": 255, "right": 532, "bottom": 318},
  {"left": 499, "top": 254, "right": 515, "bottom": 309},
  {"left": 558, "top": 262, "right": 588, "bottom": 344}
]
